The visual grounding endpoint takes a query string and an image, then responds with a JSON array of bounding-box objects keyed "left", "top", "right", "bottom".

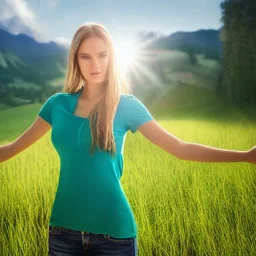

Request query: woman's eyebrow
[{"left": 78, "top": 51, "right": 107, "bottom": 56}]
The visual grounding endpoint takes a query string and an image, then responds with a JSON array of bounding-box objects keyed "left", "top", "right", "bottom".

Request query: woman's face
[{"left": 77, "top": 36, "right": 109, "bottom": 85}]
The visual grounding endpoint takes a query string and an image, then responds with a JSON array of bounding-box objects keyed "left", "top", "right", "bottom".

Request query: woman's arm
[
  {"left": 179, "top": 142, "right": 249, "bottom": 163},
  {"left": 0, "top": 116, "right": 52, "bottom": 163},
  {"left": 137, "top": 120, "right": 255, "bottom": 164}
]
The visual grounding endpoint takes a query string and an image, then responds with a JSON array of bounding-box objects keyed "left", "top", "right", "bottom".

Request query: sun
[
  {"left": 113, "top": 36, "right": 162, "bottom": 91},
  {"left": 114, "top": 41, "right": 137, "bottom": 74}
]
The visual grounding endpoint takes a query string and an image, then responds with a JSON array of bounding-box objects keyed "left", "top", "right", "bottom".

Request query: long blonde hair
[{"left": 63, "top": 22, "right": 132, "bottom": 157}]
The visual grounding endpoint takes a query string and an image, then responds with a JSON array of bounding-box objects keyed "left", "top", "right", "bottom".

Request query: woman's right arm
[{"left": 0, "top": 116, "right": 52, "bottom": 163}]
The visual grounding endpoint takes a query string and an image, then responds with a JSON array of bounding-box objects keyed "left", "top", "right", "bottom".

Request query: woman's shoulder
[
  {"left": 120, "top": 92, "right": 142, "bottom": 104},
  {"left": 52, "top": 91, "right": 76, "bottom": 101},
  {"left": 118, "top": 93, "right": 143, "bottom": 114},
  {"left": 119, "top": 92, "right": 136, "bottom": 103},
  {"left": 45, "top": 92, "right": 76, "bottom": 110},
  {"left": 120, "top": 92, "right": 134, "bottom": 98},
  {"left": 55, "top": 91, "right": 72, "bottom": 97}
]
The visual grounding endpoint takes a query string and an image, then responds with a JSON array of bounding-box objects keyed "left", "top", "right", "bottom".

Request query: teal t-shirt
[{"left": 38, "top": 86, "right": 154, "bottom": 239}]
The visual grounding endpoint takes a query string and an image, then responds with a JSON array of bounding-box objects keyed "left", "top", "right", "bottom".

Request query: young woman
[{"left": 0, "top": 22, "right": 255, "bottom": 256}]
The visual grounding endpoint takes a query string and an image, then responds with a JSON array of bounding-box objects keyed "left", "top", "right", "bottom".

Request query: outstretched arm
[
  {"left": 137, "top": 120, "right": 255, "bottom": 164},
  {"left": 177, "top": 141, "right": 249, "bottom": 163},
  {"left": 0, "top": 116, "right": 52, "bottom": 163}
]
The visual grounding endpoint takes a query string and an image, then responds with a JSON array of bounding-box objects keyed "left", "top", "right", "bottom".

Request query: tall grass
[
  {"left": 0, "top": 99, "right": 255, "bottom": 255},
  {"left": 124, "top": 118, "right": 256, "bottom": 255}
]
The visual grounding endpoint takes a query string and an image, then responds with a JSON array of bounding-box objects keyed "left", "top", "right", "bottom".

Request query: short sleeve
[
  {"left": 38, "top": 93, "right": 58, "bottom": 125},
  {"left": 124, "top": 95, "right": 154, "bottom": 133}
]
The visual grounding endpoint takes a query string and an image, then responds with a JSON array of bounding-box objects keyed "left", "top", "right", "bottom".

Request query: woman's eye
[{"left": 80, "top": 55, "right": 107, "bottom": 60}]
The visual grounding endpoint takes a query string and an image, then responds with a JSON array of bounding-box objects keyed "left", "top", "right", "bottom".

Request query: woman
[{"left": 0, "top": 22, "right": 255, "bottom": 256}]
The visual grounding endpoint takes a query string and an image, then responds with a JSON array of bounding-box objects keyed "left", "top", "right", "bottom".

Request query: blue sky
[{"left": 0, "top": 0, "right": 224, "bottom": 46}]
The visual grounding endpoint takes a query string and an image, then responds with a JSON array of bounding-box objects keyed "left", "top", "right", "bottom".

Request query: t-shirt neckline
[{"left": 71, "top": 87, "right": 91, "bottom": 120}]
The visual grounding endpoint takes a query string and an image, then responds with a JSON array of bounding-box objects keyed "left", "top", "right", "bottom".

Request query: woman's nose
[{"left": 92, "top": 60, "right": 100, "bottom": 70}]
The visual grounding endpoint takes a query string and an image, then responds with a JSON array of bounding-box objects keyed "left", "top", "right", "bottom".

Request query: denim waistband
[
  {"left": 49, "top": 225, "right": 136, "bottom": 239},
  {"left": 50, "top": 225, "right": 106, "bottom": 236}
]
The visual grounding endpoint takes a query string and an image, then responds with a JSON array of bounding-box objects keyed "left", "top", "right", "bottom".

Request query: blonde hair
[{"left": 63, "top": 22, "right": 132, "bottom": 157}]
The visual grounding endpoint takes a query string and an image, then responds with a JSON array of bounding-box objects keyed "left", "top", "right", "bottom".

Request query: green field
[{"left": 0, "top": 87, "right": 255, "bottom": 255}]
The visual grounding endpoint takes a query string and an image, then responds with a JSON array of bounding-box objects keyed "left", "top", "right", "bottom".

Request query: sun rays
[{"left": 114, "top": 37, "right": 163, "bottom": 92}]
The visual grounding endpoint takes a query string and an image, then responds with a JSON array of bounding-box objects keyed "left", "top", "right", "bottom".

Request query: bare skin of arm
[
  {"left": 137, "top": 120, "right": 255, "bottom": 164},
  {"left": 1, "top": 118, "right": 255, "bottom": 164},
  {"left": 0, "top": 116, "right": 51, "bottom": 163}
]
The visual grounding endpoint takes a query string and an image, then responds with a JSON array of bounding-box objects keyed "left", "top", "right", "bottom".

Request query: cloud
[
  {"left": 0, "top": 0, "right": 46, "bottom": 42},
  {"left": 52, "top": 37, "right": 71, "bottom": 49}
]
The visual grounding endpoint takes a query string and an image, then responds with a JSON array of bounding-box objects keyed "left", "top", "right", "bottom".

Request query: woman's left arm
[
  {"left": 137, "top": 120, "right": 256, "bottom": 165},
  {"left": 177, "top": 142, "right": 254, "bottom": 164}
]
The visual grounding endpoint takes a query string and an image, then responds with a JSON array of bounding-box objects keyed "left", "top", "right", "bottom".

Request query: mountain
[
  {"left": 137, "top": 28, "right": 223, "bottom": 57},
  {"left": 0, "top": 27, "right": 222, "bottom": 108},
  {"left": 0, "top": 46, "right": 46, "bottom": 86},
  {"left": 0, "top": 28, "right": 68, "bottom": 107},
  {"left": 168, "top": 29, "right": 222, "bottom": 55},
  {"left": 0, "top": 28, "right": 68, "bottom": 79}
]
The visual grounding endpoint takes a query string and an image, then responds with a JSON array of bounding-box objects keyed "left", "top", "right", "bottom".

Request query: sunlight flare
[
  {"left": 115, "top": 41, "right": 137, "bottom": 74},
  {"left": 114, "top": 37, "right": 164, "bottom": 95}
]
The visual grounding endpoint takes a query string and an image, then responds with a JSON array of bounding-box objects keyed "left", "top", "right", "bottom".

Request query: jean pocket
[{"left": 106, "top": 235, "right": 134, "bottom": 244}]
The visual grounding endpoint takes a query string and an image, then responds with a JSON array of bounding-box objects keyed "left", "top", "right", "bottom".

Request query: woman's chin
[{"left": 88, "top": 79, "right": 105, "bottom": 85}]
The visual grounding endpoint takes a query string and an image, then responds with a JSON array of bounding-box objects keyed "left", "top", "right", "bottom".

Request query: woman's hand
[{"left": 246, "top": 146, "right": 256, "bottom": 165}]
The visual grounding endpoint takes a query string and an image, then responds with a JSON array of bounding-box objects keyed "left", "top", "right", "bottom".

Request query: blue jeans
[{"left": 48, "top": 225, "right": 138, "bottom": 256}]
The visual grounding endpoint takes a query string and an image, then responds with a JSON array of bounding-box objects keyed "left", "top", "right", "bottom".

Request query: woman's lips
[{"left": 91, "top": 72, "right": 101, "bottom": 75}]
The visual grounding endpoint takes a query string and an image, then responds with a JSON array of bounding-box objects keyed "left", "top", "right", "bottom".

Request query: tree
[{"left": 220, "top": 0, "right": 256, "bottom": 108}]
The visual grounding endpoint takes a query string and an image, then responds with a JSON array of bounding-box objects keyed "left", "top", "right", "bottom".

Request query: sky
[{"left": 0, "top": 0, "right": 224, "bottom": 47}]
